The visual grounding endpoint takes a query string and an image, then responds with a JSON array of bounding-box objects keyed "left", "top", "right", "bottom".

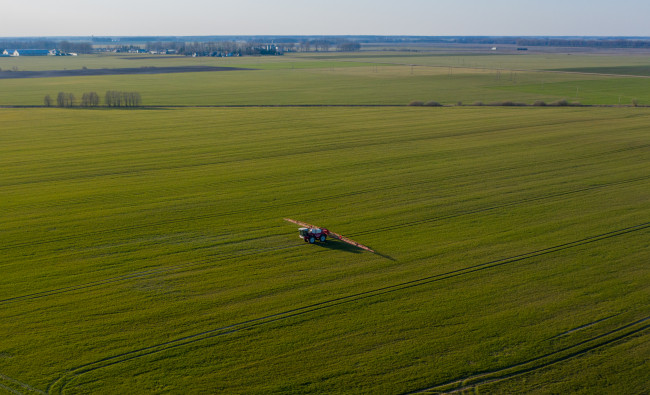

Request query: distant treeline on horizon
[
  {"left": 0, "top": 40, "right": 92, "bottom": 53},
  {"left": 2, "top": 36, "right": 650, "bottom": 50}
]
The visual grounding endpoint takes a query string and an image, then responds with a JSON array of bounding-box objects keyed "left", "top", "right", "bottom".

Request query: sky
[{"left": 3, "top": 0, "right": 650, "bottom": 37}]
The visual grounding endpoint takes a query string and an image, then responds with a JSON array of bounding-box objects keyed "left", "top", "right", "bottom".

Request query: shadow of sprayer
[{"left": 284, "top": 218, "right": 395, "bottom": 260}]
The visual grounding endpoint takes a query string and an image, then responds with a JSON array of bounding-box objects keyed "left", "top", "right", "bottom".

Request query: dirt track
[{"left": 0, "top": 66, "right": 251, "bottom": 79}]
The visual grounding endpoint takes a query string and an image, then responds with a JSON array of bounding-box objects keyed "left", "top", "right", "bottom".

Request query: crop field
[
  {"left": 1, "top": 50, "right": 649, "bottom": 394},
  {"left": 1, "top": 51, "right": 650, "bottom": 106},
  {"left": 1, "top": 104, "right": 649, "bottom": 393}
]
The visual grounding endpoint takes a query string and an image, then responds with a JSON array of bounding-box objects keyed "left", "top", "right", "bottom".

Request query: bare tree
[
  {"left": 44, "top": 94, "right": 52, "bottom": 107},
  {"left": 81, "top": 92, "right": 100, "bottom": 107},
  {"left": 132, "top": 92, "right": 142, "bottom": 107},
  {"left": 338, "top": 40, "right": 361, "bottom": 52},
  {"left": 311, "top": 40, "right": 331, "bottom": 52},
  {"left": 90, "top": 91, "right": 99, "bottom": 106},
  {"left": 104, "top": 91, "right": 142, "bottom": 107},
  {"left": 56, "top": 92, "right": 65, "bottom": 107},
  {"left": 299, "top": 40, "right": 311, "bottom": 52},
  {"left": 105, "top": 90, "right": 120, "bottom": 107},
  {"left": 55, "top": 92, "right": 76, "bottom": 107},
  {"left": 105, "top": 91, "right": 112, "bottom": 107},
  {"left": 66, "top": 93, "right": 76, "bottom": 107}
]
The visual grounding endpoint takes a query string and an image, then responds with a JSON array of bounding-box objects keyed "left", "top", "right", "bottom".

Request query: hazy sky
[{"left": 3, "top": 0, "right": 649, "bottom": 37}]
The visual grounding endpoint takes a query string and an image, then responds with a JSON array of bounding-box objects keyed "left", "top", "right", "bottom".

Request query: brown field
[{"left": 0, "top": 65, "right": 251, "bottom": 79}]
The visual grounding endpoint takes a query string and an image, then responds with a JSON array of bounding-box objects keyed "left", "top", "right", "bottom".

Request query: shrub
[
  {"left": 472, "top": 101, "right": 484, "bottom": 106},
  {"left": 550, "top": 99, "right": 569, "bottom": 107},
  {"left": 408, "top": 101, "right": 424, "bottom": 106},
  {"left": 424, "top": 101, "right": 443, "bottom": 107},
  {"left": 487, "top": 101, "right": 525, "bottom": 106},
  {"left": 533, "top": 100, "right": 547, "bottom": 106}
]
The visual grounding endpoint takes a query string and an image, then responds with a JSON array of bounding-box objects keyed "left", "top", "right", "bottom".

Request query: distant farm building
[{"left": 1, "top": 49, "right": 56, "bottom": 56}]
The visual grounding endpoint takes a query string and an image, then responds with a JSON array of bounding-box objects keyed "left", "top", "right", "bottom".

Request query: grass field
[{"left": 1, "top": 104, "right": 648, "bottom": 393}]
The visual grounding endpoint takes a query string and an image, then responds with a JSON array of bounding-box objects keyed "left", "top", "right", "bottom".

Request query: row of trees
[
  {"left": 44, "top": 91, "right": 142, "bottom": 108},
  {"left": 177, "top": 41, "right": 258, "bottom": 56},
  {"left": 105, "top": 91, "right": 142, "bottom": 107},
  {"left": 58, "top": 41, "right": 93, "bottom": 54},
  {"left": 81, "top": 92, "right": 100, "bottom": 107},
  {"left": 0, "top": 39, "right": 57, "bottom": 49},
  {"left": 144, "top": 38, "right": 361, "bottom": 55},
  {"left": 515, "top": 38, "right": 650, "bottom": 48},
  {"left": 293, "top": 39, "right": 359, "bottom": 52},
  {"left": 440, "top": 37, "right": 650, "bottom": 48},
  {"left": 0, "top": 40, "right": 92, "bottom": 54}
]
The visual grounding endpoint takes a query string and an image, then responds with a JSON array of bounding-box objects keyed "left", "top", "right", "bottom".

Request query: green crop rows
[{"left": 1, "top": 51, "right": 649, "bottom": 394}]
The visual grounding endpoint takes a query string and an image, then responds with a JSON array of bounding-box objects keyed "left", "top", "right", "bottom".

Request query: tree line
[
  {"left": 515, "top": 38, "right": 650, "bottom": 48},
  {"left": 0, "top": 39, "right": 57, "bottom": 50},
  {"left": 105, "top": 91, "right": 142, "bottom": 107},
  {"left": 450, "top": 37, "right": 650, "bottom": 49},
  {"left": 0, "top": 40, "right": 92, "bottom": 54},
  {"left": 145, "top": 38, "right": 361, "bottom": 55},
  {"left": 44, "top": 91, "right": 142, "bottom": 108}
]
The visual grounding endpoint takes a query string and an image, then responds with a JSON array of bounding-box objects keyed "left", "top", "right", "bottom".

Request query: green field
[
  {"left": 1, "top": 52, "right": 650, "bottom": 106},
  {"left": 1, "top": 50, "right": 649, "bottom": 394},
  {"left": 1, "top": 105, "right": 649, "bottom": 393}
]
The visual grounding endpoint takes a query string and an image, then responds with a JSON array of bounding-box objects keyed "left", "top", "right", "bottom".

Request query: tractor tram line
[
  {"left": 2, "top": 141, "right": 646, "bottom": 255},
  {"left": 4, "top": 174, "right": 648, "bottom": 306},
  {"left": 410, "top": 316, "right": 650, "bottom": 394},
  {"left": 48, "top": 222, "right": 649, "bottom": 393},
  {"left": 0, "top": 243, "right": 299, "bottom": 305},
  {"left": 349, "top": 175, "right": 650, "bottom": 237}
]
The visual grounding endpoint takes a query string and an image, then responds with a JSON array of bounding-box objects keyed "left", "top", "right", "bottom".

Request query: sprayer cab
[{"left": 298, "top": 227, "right": 329, "bottom": 243}]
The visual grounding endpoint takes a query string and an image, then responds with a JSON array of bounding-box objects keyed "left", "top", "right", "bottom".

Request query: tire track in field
[
  {"left": 3, "top": 163, "right": 648, "bottom": 258},
  {"left": 409, "top": 316, "right": 650, "bottom": 394},
  {"left": 3, "top": 136, "right": 648, "bottom": 253},
  {"left": 0, "top": 242, "right": 298, "bottom": 305},
  {"left": 546, "top": 313, "right": 621, "bottom": 340},
  {"left": 2, "top": 118, "right": 523, "bottom": 189},
  {"left": 349, "top": 175, "right": 650, "bottom": 237},
  {"left": 47, "top": 222, "right": 650, "bottom": 394},
  {"left": 4, "top": 174, "right": 648, "bottom": 305},
  {"left": 214, "top": 140, "right": 650, "bottom": 195},
  {"left": 0, "top": 373, "right": 45, "bottom": 395},
  {"left": 4, "top": 110, "right": 644, "bottom": 191}
]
